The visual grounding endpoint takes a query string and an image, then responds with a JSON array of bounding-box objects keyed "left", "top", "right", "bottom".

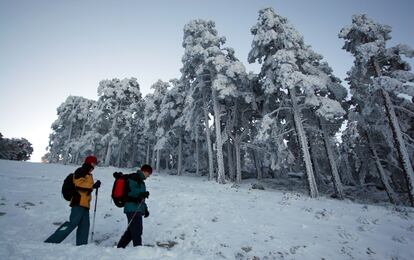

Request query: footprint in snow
[
  {"left": 357, "top": 225, "right": 374, "bottom": 232},
  {"left": 340, "top": 246, "right": 355, "bottom": 259},
  {"left": 0, "top": 212, "right": 6, "bottom": 216},
  {"left": 156, "top": 240, "right": 178, "bottom": 249},
  {"left": 314, "top": 209, "right": 333, "bottom": 220},
  {"left": 289, "top": 245, "right": 307, "bottom": 255},
  {"left": 366, "top": 247, "right": 376, "bottom": 255},
  {"left": 15, "top": 202, "right": 35, "bottom": 210},
  {"left": 356, "top": 216, "right": 371, "bottom": 225},
  {"left": 94, "top": 233, "right": 113, "bottom": 245},
  {"left": 392, "top": 235, "right": 408, "bottom": 244},
  {"left": 337, "top": 226, "right": 359, "bottom": 241},
  {"left": 301, "top": 206, "right": 313, "bottom": 213},
  {"left": 408, "top": 225, "right": 414, "bottom": 232},
  {"left": 241, "top": 246, "right": 252, "bottom": 253}
]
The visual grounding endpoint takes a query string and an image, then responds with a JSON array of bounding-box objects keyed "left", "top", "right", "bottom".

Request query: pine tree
[
  {"left": 249, "top": 8, "right": 346, "bottom": 198},
  {"left": 340, "top": 14, "right": 414, "bottom": 206}
]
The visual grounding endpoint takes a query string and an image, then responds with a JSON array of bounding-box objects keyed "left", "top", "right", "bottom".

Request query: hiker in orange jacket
[{"left": 45, "top": 156, "right": 101, "bottom": 245}]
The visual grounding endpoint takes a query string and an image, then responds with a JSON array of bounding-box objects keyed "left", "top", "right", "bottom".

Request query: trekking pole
[
  {"left": 91, "top": 187, "right": 99, "bottom": 242},
  {"left": 125, "top": 200, "right": 144, "bottom": 230}
]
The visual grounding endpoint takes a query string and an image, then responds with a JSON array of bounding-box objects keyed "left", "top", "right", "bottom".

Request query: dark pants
[
  {"left": 44, "top": 206, "right": 90, "bottom": 246},
  {"left": 117, "top": 212, "right": 143, "bottom": 248}
]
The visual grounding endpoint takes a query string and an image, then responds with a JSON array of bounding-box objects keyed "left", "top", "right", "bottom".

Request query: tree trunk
[
  {"left": 166, "top": 152, "right": 170, "bottom": 171},
  {"left": 235, "top": 141, "right": 242, "bottom": 183},
  {"left": 341, "top": 149, "right": 356, "bottom": 185},
  {"left": 309, "top": 140, "right": 324, "bottom": 186},
  {"left": 358, "top": 161, "right": 368, "bottom": 185},
  {"left": 203, "top": 93, "right": 214, "bottom": 181},
  {"left": 177, "top": 132, "right": 183, "bottom": 176},
  {"left": 289, "top": 88, "right": 319, "bottom": 198},
  {"left": 117, "top": 140, "right": 123, "bottom": 167},
  {"left": 105, "top": 105, "right": 119, "bottom": 166},
  {"left": 227, "top": 140, "right": 235, "bottom": 181},
  {"left": 80, "top": 122, "right": 86, "bottom": 137},
  {"left": 195, "top": 128, "right": 200, "bottom": 175},
  {"left": 253, "top": 149, "right": 263, "bottom": 180},
  {"left": 156, "top": 147, "right": 161, "bottom": 172},
  {"left": 320, "top": 118, "right": 344, "bottom": 199},
  {"left": 146, "top": 140, "right": 150, "bottom": 165},
  {"left": 381, "top": 89, "right": 414, "bottom": 206},
  {"left": 64, "top": 122, "right": 73, "bottom": 165},
  {"left": 151, "top": 140, "right": 157, "bottom": 167},
  {"left": 212, "top": 88, "right": 226, "bottom": 184},
  {"left": 367, "top": 132, "right": 397, "bottom": 204}
]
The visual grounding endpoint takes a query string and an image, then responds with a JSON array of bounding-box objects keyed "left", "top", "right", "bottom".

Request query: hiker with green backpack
[
  {"left": 113, "top": 164, "right": 152, "bottom": 248},
  {"left": 45, "top": 155, "right": 101, "bottom": 246}
]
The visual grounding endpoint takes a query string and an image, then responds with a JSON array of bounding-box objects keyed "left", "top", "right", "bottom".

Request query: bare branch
[
  {"left": 402, "top": 132, "right": 414, "bottom": 144},
  {"left": 394, "top": 105, "right": 414, "bottom": 117},
  {"left": 267, "top": 107, "right": 292, "bottom": 117},
  {"left": 303, "top": 125, "right": 323, "bottom": 135},
  {"left": 242, "top": 142, "right": 272, "bottom": 155},
  {"left": 379, "top": 159, "right": 403, "bottom": 172}
]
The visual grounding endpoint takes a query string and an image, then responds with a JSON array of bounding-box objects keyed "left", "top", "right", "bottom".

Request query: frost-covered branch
[
  {"left": 394, "top": 106, "right": 414, "bottom": 118},
  {"left": 242, "top": 142, "right": 272, "bottom": 155},
  {"left": 267, "top": 107, "right": 292, "bottom": 117},
  {"left": 402, "top": 132, "right": 414, "bottom": 144},
  {"left": 303, "top": 125, "right": 323, "bottom": 135},
  {"left": 379, "top": 159, "right": 403, "bottom": 172}
]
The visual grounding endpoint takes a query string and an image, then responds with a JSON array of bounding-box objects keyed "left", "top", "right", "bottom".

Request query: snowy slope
[{"left": 0, "top": 159, "right": 413, "bottom": 260}]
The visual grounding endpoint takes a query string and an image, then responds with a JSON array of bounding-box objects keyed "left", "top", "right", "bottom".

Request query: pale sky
[{"left": 1, "top": 0, "right": 413, "bottom": 162}]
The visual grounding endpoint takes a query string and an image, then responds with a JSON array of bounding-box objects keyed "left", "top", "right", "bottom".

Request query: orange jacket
[
  {"left": 70, "top": 164, "right": 95, "bottom": 209},
  {"left": 72, "top": 173, "right": 94, "bottom": 208}
]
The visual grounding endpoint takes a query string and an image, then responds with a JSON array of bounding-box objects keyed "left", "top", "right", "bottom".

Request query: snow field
[{"left": 0, "top": 159, "right": 413, "bottom": 260}]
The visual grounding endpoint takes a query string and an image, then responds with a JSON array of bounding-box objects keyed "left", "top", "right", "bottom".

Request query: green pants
[{"left": 45, "top": 206, "right": 90, "bottom": 245}]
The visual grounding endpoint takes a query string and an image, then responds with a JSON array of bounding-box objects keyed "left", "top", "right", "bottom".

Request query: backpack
[
  {"left": 62, "top": 173, "right": 75, "bottom": 201},
  {"left": 111, "top": 172, "right": 131, "bottom": 207}
]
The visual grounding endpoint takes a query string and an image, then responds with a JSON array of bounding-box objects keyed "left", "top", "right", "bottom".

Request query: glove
[
  {"left": 142, "top": 191, "right": 150, "bottom": 199},
  {"left": 135, "top": 191, "right": 149, "bottom": 202},
  {"left": 144, "top": 208, "right": 150, "bottom": 218},
  {"left": 93, "top": 180, "right": 101, "bottom": 189}
]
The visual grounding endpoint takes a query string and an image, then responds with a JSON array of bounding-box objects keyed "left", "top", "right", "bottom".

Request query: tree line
[
  {"left": 0, "top": 133, "right": 33, "bottom": 161},
  {"left": 44, "top": 8, "right": 414, "bottom": 206}
]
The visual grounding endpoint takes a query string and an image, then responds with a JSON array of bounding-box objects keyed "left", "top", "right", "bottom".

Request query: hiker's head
[
  {"left": 141, "top": 164, "right": 153, "bottom": 178},
  {"left": 84, "top": 155, "right": 98, "bottom": 168}
]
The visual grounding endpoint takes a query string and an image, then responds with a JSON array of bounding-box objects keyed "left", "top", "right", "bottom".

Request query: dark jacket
[{"left": 124, "top": 171, "right": 148, "bottom": 214}]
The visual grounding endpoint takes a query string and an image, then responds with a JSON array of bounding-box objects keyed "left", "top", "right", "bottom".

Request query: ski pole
[
  {"left": 91, "top": 187, "right": 99, "bottom": 242},
  {"left": 126, "top": 200, "right": 144, "bottom": 229}
]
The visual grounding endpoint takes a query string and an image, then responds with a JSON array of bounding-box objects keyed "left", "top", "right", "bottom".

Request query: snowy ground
[{"left": 0, "top": 160, "right": 413, "bottom": 260}]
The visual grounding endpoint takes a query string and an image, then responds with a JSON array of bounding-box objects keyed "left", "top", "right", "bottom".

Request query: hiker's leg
[
  {"left": 44, "top": 207, "right": 83, "bottom": 243},
  {"left": 76, "top": 207, "right": 90, "bottom": 245},
  {"left": 117, "top": 213, "right": 133, "bottom": 248},
  {"left": 130, "top": 213, "right": 143, "bottom": 246}
]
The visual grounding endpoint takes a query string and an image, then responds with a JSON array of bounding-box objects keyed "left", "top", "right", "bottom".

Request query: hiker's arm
[{"left": 74, "top": 177, "right": 93, "bottom": 192}]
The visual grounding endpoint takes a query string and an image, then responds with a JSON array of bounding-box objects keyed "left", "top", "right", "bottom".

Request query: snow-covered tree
[
  {"left": 249, "top": 8, "right": 347, "bottom": 198},
  {"left": 143, "top": 80, "right": 169, "bottom": 171},
  {"left": 340, "top": 14, "right": 414, "bottom": 206},
  {"left": 45, "top": 96, "right": 96, "bottom": 163},
  {"left": 96, "top": 78, "right": 142, "bottom": 166},
  {"left": 0, "top": 133, "right": 33, "bottom": 161},
  {"left": 157, "top": 79, "right": 188, "bottom": 175},
  {"left": 181, "top": 20, "right": 225, "bottom": 182}
]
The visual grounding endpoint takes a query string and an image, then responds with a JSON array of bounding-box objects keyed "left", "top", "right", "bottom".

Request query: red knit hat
[{"left": 84, "top": 155, "right": 98, "bottom": 165}]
